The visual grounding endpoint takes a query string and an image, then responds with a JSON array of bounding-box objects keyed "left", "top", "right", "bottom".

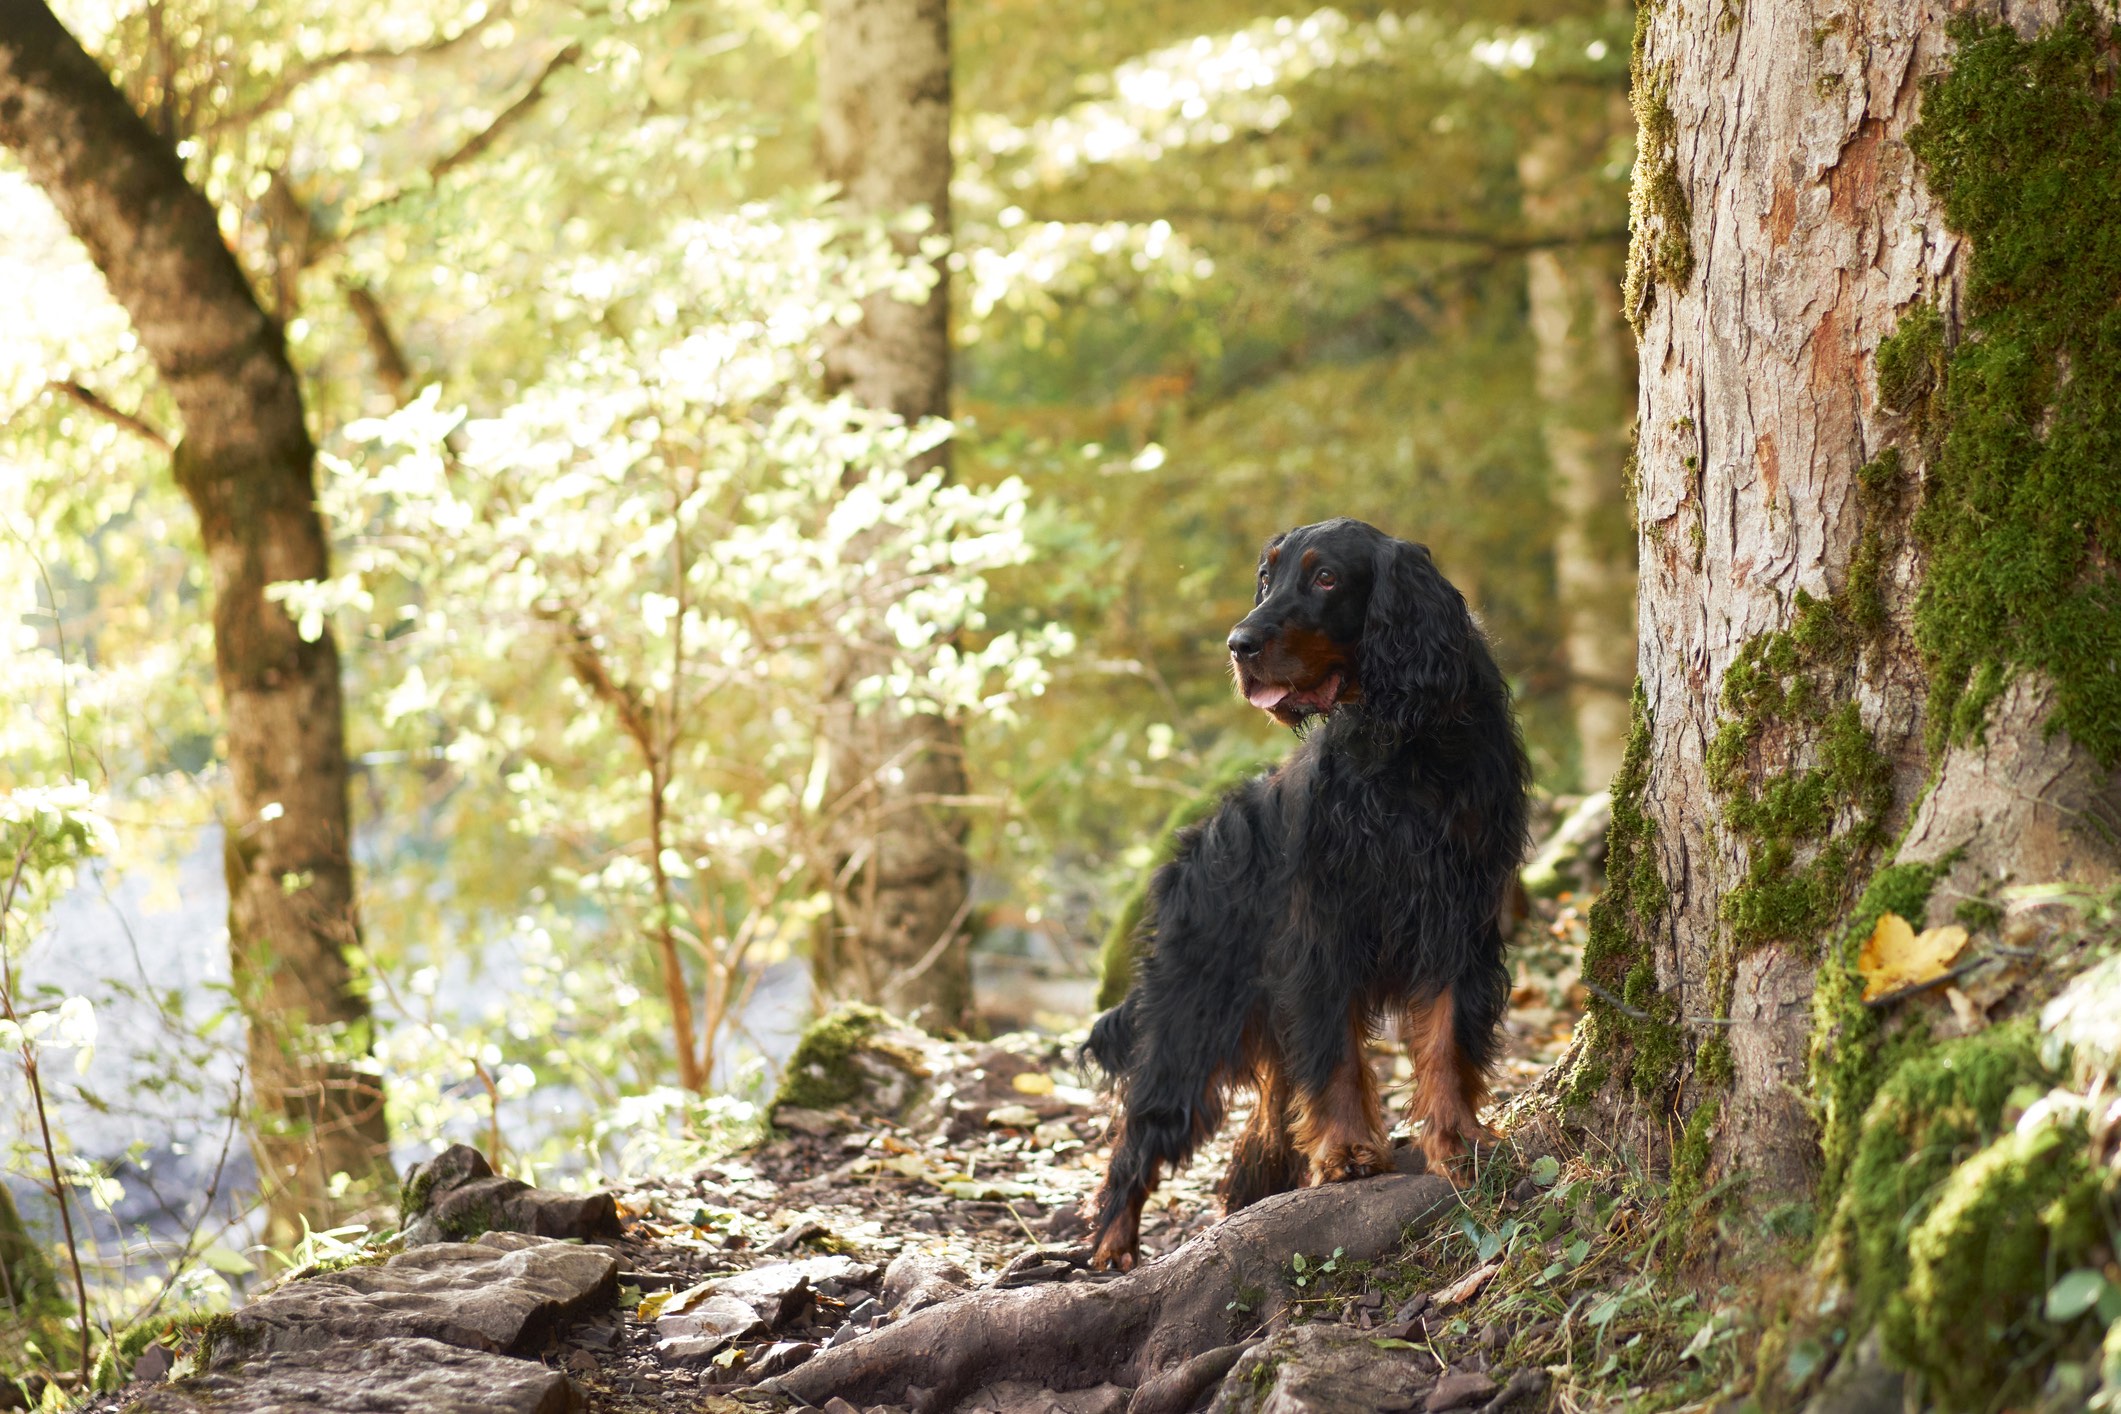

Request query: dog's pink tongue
[{"left": 1247, "top": 683, "right": 1291, "bottom": 711}]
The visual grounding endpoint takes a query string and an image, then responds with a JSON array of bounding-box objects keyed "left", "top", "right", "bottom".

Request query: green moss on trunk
[
  {"left": 1579, "top": 682, "right": 1681, "bottom": 1094},
  {"left": 1903, "top": 8, "right": 2121, "bottom": 768},
  {"left": 1623, "top": 0, "right": 1693, "bottom": 332},
  {"left": 1808, "top": 860, "right": 1945, "bottom": 1204}
]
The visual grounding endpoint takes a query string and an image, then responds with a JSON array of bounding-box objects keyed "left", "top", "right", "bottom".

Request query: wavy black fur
[{"left": 1084, "top": 518, "right": 1530, "bottom": 1266}]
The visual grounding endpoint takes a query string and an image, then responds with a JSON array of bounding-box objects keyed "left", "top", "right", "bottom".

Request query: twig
[
  {"left": 1861, "top": 953, "right": 1994, "bottom": 1010},
  {"left": 0, "top": 836, "right": 96, "bottom": 1380},
  {"left": 43, "top": 379, "right": 171, "bottom": 451},
  {"left": 1578, "top": 978, "right": 1735, "bottom": 1028}
]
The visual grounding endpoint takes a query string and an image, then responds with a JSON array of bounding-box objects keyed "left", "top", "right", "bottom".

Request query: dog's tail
[
  {"left": 1080, "top": 994, "right": 1137, "bottom": 1087},
  {"left": 1088, "top": 948, "right": 1253, "bottom": 1242}
]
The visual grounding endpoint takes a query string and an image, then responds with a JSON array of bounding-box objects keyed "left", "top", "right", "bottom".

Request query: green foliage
[{"left": 1904, "top": 8, "right": 2121, "bottom": 767}]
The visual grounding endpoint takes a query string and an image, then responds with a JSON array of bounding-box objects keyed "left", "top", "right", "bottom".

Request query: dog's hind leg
[
  {"left": 1286, "top": 1005, "right": 1391, "bottom": 1187},
  {"left": 1217, "top": 1031, "right": 1305, "bottom": 1214},
  {"left": 1403, "top": 983, "right": 1500, "bottom": 1179}
]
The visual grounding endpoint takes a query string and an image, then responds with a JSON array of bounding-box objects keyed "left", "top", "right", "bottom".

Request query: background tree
[
  {"left": 0, "top": 0, "right": 391, "bottom": 1243},
  {"left": 1518, "top": 62, "right": 1635, "bottom": 788},
  {"left": 1570, "top": 0, "right": 2121, "bottom": 1399},
  {"left": 814, "top": 0, "right": 976, "bottom": 1029}
]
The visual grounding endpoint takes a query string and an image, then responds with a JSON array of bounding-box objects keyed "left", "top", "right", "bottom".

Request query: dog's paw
[
  {"left": 1418, "top": 1126, "right": 1496, "bottom": 1185},
  {"left": 1308, "top": 1139, "right": 1392, "bottom": 1186},
  {"left": 1086, "top": 1231, "right": 1138, "bottom": 1272}
]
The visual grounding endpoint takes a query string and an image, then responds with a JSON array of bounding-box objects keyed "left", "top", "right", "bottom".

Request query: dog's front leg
[
  {"left": 1286, "top": 1004, "right": 1391, "bottom": 1186},
  {"left": 1402, "top": 986, "right": 1498, "bottom": 1181}
]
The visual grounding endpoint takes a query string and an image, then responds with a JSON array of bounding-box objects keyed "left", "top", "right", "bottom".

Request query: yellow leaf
[
  {"left": 1858, "top": 913, "right": 1970, "bottom": 1002},
  {"left": 1011, "top": 1071, "right": 1055, "bottom": 1096}
]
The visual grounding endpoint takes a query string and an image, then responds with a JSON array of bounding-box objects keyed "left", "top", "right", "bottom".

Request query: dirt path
[{"left": 561, "top": 910, "right": 1588, "bottom": 1413}]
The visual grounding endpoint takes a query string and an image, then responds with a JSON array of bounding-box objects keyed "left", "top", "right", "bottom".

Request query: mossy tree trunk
[
  {"left": 813, "top": 0, "right": 975, "bottom": 1030},
  {"left": 0, "top": 0, "right": 393, "bottom": 1244},
  {"left": 1575, "top": 0, "right": 2121, "bottom": 1215}
]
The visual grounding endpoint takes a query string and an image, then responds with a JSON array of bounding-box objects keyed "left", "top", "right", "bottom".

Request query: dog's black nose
[{"left": 1227, "top": 625, "right": 1267, "bottom": 657}]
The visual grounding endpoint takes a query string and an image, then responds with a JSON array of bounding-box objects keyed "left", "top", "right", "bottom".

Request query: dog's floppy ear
[{"left": 1359, "top": 536, "right": 1473, "bottom": 729}]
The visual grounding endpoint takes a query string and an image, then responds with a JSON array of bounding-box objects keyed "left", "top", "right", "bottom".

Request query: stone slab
[
  {"left": 131, "top": 1336, "right": 578, "bottom": 1414},
  {"left": 212, "top": 1232, "right": 618, "bottom": 1368}
]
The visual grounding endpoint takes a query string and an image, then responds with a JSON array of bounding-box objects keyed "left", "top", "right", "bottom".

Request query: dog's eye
[
  {"left": 1314, "top": 569, "right": 1337, "bottom": 590},
  {"left": 1259, "top": 570, "right": 1271, "bottom": 589}
]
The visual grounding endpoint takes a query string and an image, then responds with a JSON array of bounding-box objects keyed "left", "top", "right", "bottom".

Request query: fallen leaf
[
  {"left": 1436, "top": 1260, "right": 1502, "bottom": 1306},
  {"left": 1011, "top": 1072, "right": 1056, "bottom": 1096},
  {"left": 940, "top": 1178, "right": 1039, "bottom": 1201},
  {"left": 1858, "top": 913, "right": 1969, "bottom": 1002},
  {"left": 985, "top": 1103, "right": 1043, "bottom": 1128}
]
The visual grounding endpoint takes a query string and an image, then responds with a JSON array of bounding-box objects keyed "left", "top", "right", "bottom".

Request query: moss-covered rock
[
  {"left": 1823, "top": 1020, "right": 2052, "bottom": 1331},
  {"left": 770, "top": 1003, "right": 939, "bottom": 1120},
  {"left": 1889, "top": 1106, "right": 2108, "bottom": 1409}
]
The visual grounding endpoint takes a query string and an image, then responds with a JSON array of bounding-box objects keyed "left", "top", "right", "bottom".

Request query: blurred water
[{"left": 3, "top": 823, "right": 813, "bottom": 1260}]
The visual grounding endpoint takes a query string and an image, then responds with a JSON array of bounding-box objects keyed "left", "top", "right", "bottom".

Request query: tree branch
[
  {"left": 431, "top": 40, "right": 580, "bottom": 181},
  {"left": 200, "top": 9, "right": 504, "bottom": 136},
  {"left": 304, "top": 40, "right": 582, "bottom": 263},
  {"left": 339, "top": 281, "right": 412, "bottom": 404},
  {"left": 44, "top": 379, "right": 172, "bottom": 451},
  {"left": 1060, "top": 203, "right": 1628, "bottom": 253}
]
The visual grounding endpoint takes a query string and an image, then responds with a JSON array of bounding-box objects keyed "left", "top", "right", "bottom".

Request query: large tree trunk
[
  {"left": 813, "top": 0, "right": 974, "bottom": 1030},
  {"left": 1578, "top": 0, "right": 2121, "bottom": 1206},
  {"left": 0, "top": 0, "right": 392, "bottom": 1242},
  {"left": 1519, "top": 89, "right": 1637, "bottom": 791}
]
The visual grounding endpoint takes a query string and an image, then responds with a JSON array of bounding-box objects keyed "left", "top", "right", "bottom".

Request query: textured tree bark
[
  {"left": 0, "top": 0, "right": 392, "bottom": 1241},
  {"left": 1519, "top": 89, "right": 1637, "bottom": 791},
  {"left": 1593, "top": 0, "right": 2118, "bottom": 1197},
  {"left": 814, "top": 0, "right": 973, "bottom": 1029}
]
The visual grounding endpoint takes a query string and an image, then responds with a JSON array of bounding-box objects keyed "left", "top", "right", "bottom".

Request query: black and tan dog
[{"left": 1084, "top": 518, "right": 1529, "bottom": 1271}]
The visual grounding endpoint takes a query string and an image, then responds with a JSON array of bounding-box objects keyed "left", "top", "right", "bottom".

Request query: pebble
[{"left": 1426, "top": 1370, "right": 1499, "bottom": 1412}]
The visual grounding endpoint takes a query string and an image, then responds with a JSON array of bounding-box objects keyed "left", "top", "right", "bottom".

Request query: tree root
[{"left": 771, "top": 1173, "right": 1455, "bottom": 1411}]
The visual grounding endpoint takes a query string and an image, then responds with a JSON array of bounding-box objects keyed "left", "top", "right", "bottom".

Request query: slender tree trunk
[
  {"left": 814, "top": 0, "right": 973, "bottom": 1030},
  {"left": 1519, "top": 88, "right": 1637, "bottom": 791},
  {"left": 1575, "top": 0, "right": 2120, "bottom": 1211},
  {"left": 0, "top": 0, "right": 393, "bottom": 1243}
]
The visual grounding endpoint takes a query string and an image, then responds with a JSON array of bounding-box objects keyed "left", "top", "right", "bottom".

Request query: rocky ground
[{"left": 100, "top": 819, "right": 1671, "bottom": 1414}]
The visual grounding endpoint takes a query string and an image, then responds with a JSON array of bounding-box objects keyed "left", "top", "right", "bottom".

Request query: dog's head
[{"left": 1227, "top": 518, "right": 1472, "bottom": 729}]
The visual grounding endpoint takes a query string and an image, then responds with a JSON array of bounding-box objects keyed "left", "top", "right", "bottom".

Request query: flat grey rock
[
  {"left": 707, "top": 1255, "right": 879, "bottom": 1326},
  {"left": 1209, "top": 1325, "right": 1432, "bottom": 1414},
  {"left": 130, "top": 1336, "right": 578, "bottom": 1413},
  {"left": 655, "top": 1293, "right": 767, "bottom": 1342},
  {"left": 1425, "top": 1371, "right": 1498, "bottom": 1413},
  {"left": 401, "top": 1144, "right": 622, "bottom": 1247},
  {"left": 210, "top": 1232, "right": 618, "bottom": 1368},
  {"left": 966, "top": 1381, "right": 1130, "bottom": 1414}
]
